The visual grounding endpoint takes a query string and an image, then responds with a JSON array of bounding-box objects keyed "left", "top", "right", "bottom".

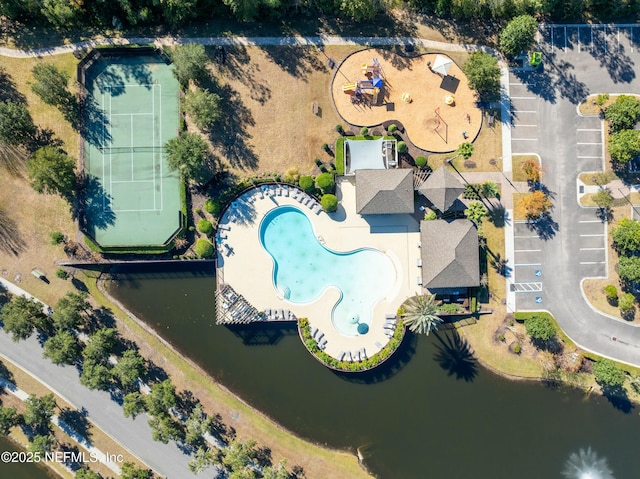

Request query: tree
[
  {"left": 262, "top": 461, "right": 292, "bottom": 479},
  {"left": 171, "top": 44, "right": 209, "bottom": 86},
  {"left": 164, "top": 132, "right": 211, "bottom": 183},
  {"left": 480, "top": 181, "right": 499, "bottom": 198},
  {"left": 184, "top": 88, "right": 221, "bottom": 131},
  {"left": 0, "top": 406, "right": 19, "bottom": 435},
  {"left": 524, "top": 315, "right": 556, "bottom": 342},
  {"left": 320, "top": 194, "right": 338, "bottom": 213},
  {"left": 43, "top": 330, "right": 80, "bottom": 365},
  {"left": 27, "top": 146, "right": 76, "bottom": 197},
  {"left": 52, "top": 291, "right": 89, "bottom": 331},
  {"left": 80, "top": 360, "right": 112, "bottom": 390},
  {"left": 112, "top": 349, "right": 146, "bottom": 391},
  {"left": 618, "top": 292, "right": 635, "bottom": 312},
  {"left": 1, "top": 295, "right": 47, "bottom": 341},
  {"left": 592, "top": 188, "right": 614, "bottom": 211},
  {"left": 146, "top": 379, "right": 177, "bottom": 416},
  {"left": 611, "top": 218, "right": 640, "bottom": 255},
  {"left": 499, "top": 14, "right": 538, "bottom": 57},
  {"left": 608, "top": 129, "right": 640, "bottom": 163},
  {"left": 188, "top": 446, "right": 220, "bottom": 474},
  {"left": 40, "top": 0, "right": 80, "bottom": 29},
  {"left": 520, "top": 191, "right": 552, "bottom": 219},
  {"left": 462, "top": 51, "right": 501, "bottom": 100},
  {"left": 617, "top": 256, "right": 640, "bottom": 282},
  {"left": 520, "top": 158, "right": 541, "bottom": 183},
  {"left": 23, "top": 394, "right": 56, "bottom": 435},
  {"left": 148, "top": 414, "right": 184, "bottom": 443},
  {"left": 457, "top": 142, "right": 474, "bottom": 159},
  {"left": 605, "top": 95, "right": 640, "bottom": 133},
  {"left": 0, "top": 100, "right": 36, "bottom": 147},
  {"left": 30, "top": 63, "right": 72, "bottom": 107},
  {"left": 159, "top": 0, "right": 198, "bottom": 26},
  {"left": 299, "top": 175, "right": 315, "bottom": 193},
  {"left": 222, "top": 0, "right": 263, "bottom": 22},
  {"left": 222, "top": 439, "right": 259, "bottom": 472},
  {"left": 464, "top": 201, "right": 488, "bottom": 227},
  {"left": 401, "top": 294, "right": 443, "bottom": 336},
  {"left": 120, "top": 462, "right": 150, "bottom": 479},
  {"left": 83, "top": 328, "right": 118, "bottom": 363},
  {"left": 339, "top": 0, "right": 377, "bottom": 22},
  {"left": 29, "top": 434, "right": 55, "bottom": 454},
  {"left": 315, "top": 172, "right": 335, "bottom": 194},
  {"left": 75, "top": 467, "right": 102, "bottom": 479},
  {"left": 123, "top": 392, "right": 147, "bottom": 419},
  {"left": 593, "top": 358, "right": 626, "bottom": 388},
  {"left": 185, "top": 403, "right": 212, "bottom": 446}
]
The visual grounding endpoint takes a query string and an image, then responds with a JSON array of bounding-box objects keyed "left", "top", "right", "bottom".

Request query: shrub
[
  {"left": 299, "top": 175, "right": 315, "bottom": 193},
  {"left": 513, "top": 344, "right": 522, "bottom": 354},
  {"left": 524, "top": 314, "right": 556, "bottom": 342},
  {"left": 604, "top": 285, "right": 618, "bottom": 304},
  {"left": 316, "top": 172, "right": 335, "bottom": 194},
  {"left": 284, "top": 167, "right": 300, "bottom": 183},
  {"left": 387, "top": 124, "right": 397, "bottom": 133},
  {"left": 50, "top": 231, "right": 65, "bottom": 245},
  {"left": 197, "top": 219, "right": 213, "bottom": 236},
  {"left": 596, "top": 94, "right": 610, "bottom": 106},
  {"left": 423, "top": 210, "right": 437, "bottom": 221},
  {"left": 463, "top": 184, "right": 480, "bottom": 200},
  {"left": 322, "top": 143, "right": 330, "bottom": 153},
  {"left": 203, "top": 199, "right": 216, "bottom": 214},
  {"left": 55, "top": 268, "right": 69, "bottom": 280},
  {"left": 188, "top": 226, "right": 195, "bottom": 232},
  {"left": 619, "top": 292, "right": 635, "bottom": 312},
  {"left": 497, "top": 333, "right": 505, "bottom": 342},
  {"left": 314, "top": 158, "right": 323, "bottom": 167},
  {"left": 194, "top": 239, "right": 214, "bottom": 258},
  {"left": 415, "top": 156, "right": 427, "bottom": 168},
  {"left": 360, "top": 126, "right": 369, "bottom": 135},
  {"left": 194, "top": 207, "right": 202, "bottom": 216},
  {"left": 593, "top": 358, "right": 626, "bottom": 388},
  {"left": 397, "top": 141, "right": 408, "bottom": 153},
  {"left": 335, "top": 124, "right": 344, "bottom": 135},
  {"left": 321, "top": 194, "right": 338, "bottom": 212}
]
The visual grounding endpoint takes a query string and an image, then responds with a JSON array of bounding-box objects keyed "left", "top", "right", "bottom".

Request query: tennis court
[{"left": 81, "top": 51, "right": 181, "bottom": 248}]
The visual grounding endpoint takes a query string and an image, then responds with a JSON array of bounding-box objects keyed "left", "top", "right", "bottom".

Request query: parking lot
[
  {"left": 538, "top": 24, "right": 640, "bottom": 55},
  {"left": 576, "top": 208, "right": 607, "bottom": 278},
  {"left": 509, "top": 76, "right": 540, "bottom": 155},
  {"left": 512, "top": 222, "right": 545, "bottom": 309}
]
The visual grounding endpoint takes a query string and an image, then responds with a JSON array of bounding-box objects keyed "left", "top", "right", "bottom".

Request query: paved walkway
[{"left": 0, "top": 375, "right": 121, "bottom": 474}]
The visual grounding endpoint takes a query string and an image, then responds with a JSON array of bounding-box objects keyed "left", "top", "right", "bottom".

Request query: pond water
[
  {"left": 0, "top": 436, "right": 58, "bottom": 479},
  {"left": 109, "top": 263, "right": 640, "bottom": 479}
]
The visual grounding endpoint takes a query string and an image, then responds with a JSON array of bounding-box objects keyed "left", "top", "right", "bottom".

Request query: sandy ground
[{"left": 331, "top": 49, "right": 482, "bottom": 153}]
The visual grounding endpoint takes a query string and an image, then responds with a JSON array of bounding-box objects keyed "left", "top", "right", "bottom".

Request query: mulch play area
[{"left": 331, "top": 49, "right": 482, "bottom": 153}]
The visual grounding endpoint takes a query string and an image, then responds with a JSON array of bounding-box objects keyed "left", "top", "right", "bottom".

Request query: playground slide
[{"left": 342, "top": 83, "right": 357, "bottom": 93}]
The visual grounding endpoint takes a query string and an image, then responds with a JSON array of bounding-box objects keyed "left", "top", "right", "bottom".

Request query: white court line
[
  {"left": 109, "top": 92, "right": 113, "bottom": 209},
  {"left": 110, "top": 112, "right": 153, "bottom": 116},
  {"left": 111, "top": 180, "right": 155, "bottom": 184},
  {"left": 130, "top": 114, "right": 134, "bottom": 181},
  {"left": 152, "top": 83, "right": 156, "bottom": 210},
  {"left": 580, "top": 247, "right": 605, "bottom": 251},
  {"left": 580, "top": 234, "right": 604, "bottom": 237},
  {"left": 515, "top": 249, "right": 541, "bottom": 252},
  {"left": 159, "top": 83, "right": 163, "bottom": 211}
]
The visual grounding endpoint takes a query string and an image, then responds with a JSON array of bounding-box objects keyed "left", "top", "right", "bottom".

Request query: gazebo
[{"left": 431, "top": 55, "right": 453, "bottom": 76}]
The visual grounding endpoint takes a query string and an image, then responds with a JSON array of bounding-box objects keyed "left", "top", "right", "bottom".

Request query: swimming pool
[{"left": 259, "top": 205, "right": 396, "bottom": 336}]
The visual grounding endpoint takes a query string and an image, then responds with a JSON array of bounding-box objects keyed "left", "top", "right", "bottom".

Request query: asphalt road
[
  {"left": 510, "top": 24, "right": 640, "bottom": 365},
  {"left": 0, "top": 330, "right": 214, "bottom": 479}
]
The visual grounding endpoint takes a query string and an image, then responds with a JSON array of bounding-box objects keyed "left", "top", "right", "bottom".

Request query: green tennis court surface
[{"left": 82, "top": 53, "right": 181, "bottom": 248}]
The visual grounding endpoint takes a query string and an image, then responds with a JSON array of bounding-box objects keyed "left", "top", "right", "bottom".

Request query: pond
[
  {"left": 109, "top": 263, "right": 640, "bottom": 479},
  {"left": 0, "top": 436, "right": 58, "bottom": 479}
]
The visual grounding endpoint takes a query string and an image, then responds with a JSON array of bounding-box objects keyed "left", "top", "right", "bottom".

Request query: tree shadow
[
  {"left": 86, "top": 306, "right": 116, "bottom": 333},
  {"left": 0, "top": 145, "right": 27, "bottom": 178},
  {"left": 58, "top": 407, "right": 92, "bottom": 441},
  {"left": 487, "top": 251, "right": 512, "bottom": 278},
  {"left": 225, "top": 323, "right": 297, "bottom": 346},
  {"left": 486, "top": 205, "right": 505, "bottom": 228},
  {"left": 73, "top": 174, "right": 116, "bottom": 235},
  {"left": 258, "top": 45, "right": 325, "bottom": 82},
  {"left": 0, "top": 67, "right": 25, "bottom": 104},
  {"left": 433, "top": 330, "right": 478, "bottom": 382},
  {"left": 82, "top": 95, "right": 111, "bottom": 149},
  {"left": 601, "top": 384, "right": 634, "bottom": 414},
  {"left": 0, "top": 360, "right": 14, "bottom": 384},
  {"left": 213, "top": 46, "right": 272, "bottom": 106},
  {"left": 0, "top": 207, "right": 25, "bottom": 257},
  {"left": 93, "top": 62, "right": 153, "bottom": 96},
  {"left": 526, "top": 213, "right": 559, "bottom": 241},
  {"left": 333, "top": 332, "right": 417, "bottom": 384},
  {"left": 590, "top": 30, "right": 636, "bottom": 84}
]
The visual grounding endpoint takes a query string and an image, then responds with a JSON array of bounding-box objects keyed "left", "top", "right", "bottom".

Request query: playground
[
  {"left": 331, "top": 49, "right": 482, "bottom": 152},
  {"left": 80, "top": 49, "right": 181, "bottom": 248}
]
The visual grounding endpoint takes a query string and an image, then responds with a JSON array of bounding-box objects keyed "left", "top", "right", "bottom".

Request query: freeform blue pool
[{"left": 259, "top": 206, "right": 396, "bottom": 336}]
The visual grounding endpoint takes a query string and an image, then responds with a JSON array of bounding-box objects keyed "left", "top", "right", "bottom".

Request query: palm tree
[
  {"left": 401, "top": 294, "right": 443, "bottom": 336},
  {"left": 480, "top": 181, "right": 499, "bottom": 199}
]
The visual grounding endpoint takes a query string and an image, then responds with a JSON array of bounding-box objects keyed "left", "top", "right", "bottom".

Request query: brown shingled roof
[{"left": 355, "top": 169, "right": 414, "bottom": 215}]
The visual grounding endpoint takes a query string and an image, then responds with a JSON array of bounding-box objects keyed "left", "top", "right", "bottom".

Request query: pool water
[{"left": 259, "top": 206, "right": 396, "bottom": 336}]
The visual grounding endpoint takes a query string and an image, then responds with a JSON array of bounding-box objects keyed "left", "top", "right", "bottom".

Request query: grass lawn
[
  {"left": 578, "top": 171, "right": 617, "bottom": 186},
  {"left": 578, "top": 94, "right": 615, "bottom": 116},
  {"left": 427, "top": 109, "right": 502, "bottom": 172},
  {"left": 511, "top": 154, "right": 539, "bottom": 182}
]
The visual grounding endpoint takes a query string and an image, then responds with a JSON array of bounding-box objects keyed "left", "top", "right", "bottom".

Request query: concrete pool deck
[{"left": 217, "top": 177, "right": 421, "bottom": 359}]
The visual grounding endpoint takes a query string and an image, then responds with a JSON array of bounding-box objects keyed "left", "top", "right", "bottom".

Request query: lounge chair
[
  {"left": 417, "top": 258, "right": 422, "bottom": 267},
  {"left": 353, "top": 351, "right": 360, "bottom": 361},
  {"left": 219, "top": 224, "right": 231, "bottom": 231},
  {"left": 311, "top": 327, "right": 318, "bottom": 339},
  {"left": 338, "top": 351, "right": 346, "bottom": 361},
  {"left": 346, "top": 351, "right": 352, "bottom": 362},
  {"left": 375, "top": 341, "right": 383, "bottom": 349},
  {"left": 284, "top": 186, "right": 290, "bottom": 197},
  {"left": 278, "top": 309, "right": 285, "bottom": 319},
  {"left": 360, "top": 348, "right": 367, "bottom": 360},
  {"left": 314, "top": 205, "right": 322, "bottom": 215},
  {"left": 385, "top": 314, "right": 396, "bottom": 320},
  {"left": 417, "top": 276, "right": 423, "bottom": 286},
  {"left": 319, "top": 338, "right": 327, "bottom": 349}
]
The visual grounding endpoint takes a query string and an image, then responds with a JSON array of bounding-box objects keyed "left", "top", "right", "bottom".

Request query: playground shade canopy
[
  {"left": 432, "top": 55, "right": 453, "bottom": 76},
  {"left": 344, "top": 138, "right": 397, "bottom": 175}
]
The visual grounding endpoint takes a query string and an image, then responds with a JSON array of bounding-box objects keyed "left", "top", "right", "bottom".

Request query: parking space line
[
  {"left": 579, "top": 220, "right": 602, "bottom": 223},
  {"left": 515, "top": 249, "right": 541, "bottom": 252},
  {"left": 577, "top": 128, "right": 601, "bottom": 132},
  {"left": 580, "top": 261, "right": 606, "bottom": 265},
  {"left": 516, "top": 110, "right": 537, "bottom": 113},
  {"left": 577, "top": 155, "right": 602, "bottom": 159},
  {"left": 580, "top": 247, "right": 605, "bottom": 251},
  {"left": 577, "top": 142, "right": 602, "bottom": 145},
  {"left": 511, "top": 96, "right": 537, "bottom": 100},
  {"left": 580, "top": 234, "right": 604, "bottom": 237}
]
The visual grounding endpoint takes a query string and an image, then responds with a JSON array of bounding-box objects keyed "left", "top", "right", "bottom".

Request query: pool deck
[{"left": 217, "top": 178, "right": 421, "bottom": 360}]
